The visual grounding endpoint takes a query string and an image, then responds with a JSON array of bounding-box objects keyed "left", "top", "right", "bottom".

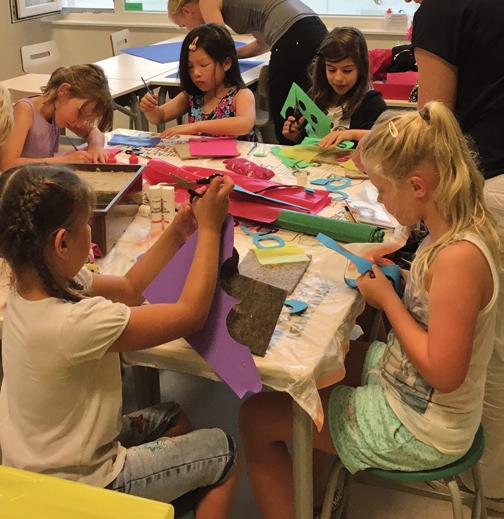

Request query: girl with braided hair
[
  {"left": 0, "top": 64, "right": 113, "bottom": 170},
  {"left": 0, "top": 164, "right": 239, "bottom": 518}
]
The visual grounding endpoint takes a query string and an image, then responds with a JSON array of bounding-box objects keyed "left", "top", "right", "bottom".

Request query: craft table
[
  {"left": 101, "top": 132, "right": 395, "bottom": 519},
  {"left": 0, "top": 133, "right": 395, "bottom": 519}
]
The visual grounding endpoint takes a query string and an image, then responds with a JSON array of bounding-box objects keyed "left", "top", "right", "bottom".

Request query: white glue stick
[
  {"left": 148, "top": 184, "right": 163, "bottom": 240},
  {"left": 160, "top": 185, "right": 175, "bottom": 226},
  {"left": 148, "top": 185, "right": 162, "bottom": 223}
]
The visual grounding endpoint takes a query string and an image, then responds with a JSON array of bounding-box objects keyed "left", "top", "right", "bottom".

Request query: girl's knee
[{"left": 239, "top": 392, "right": 293, "bottom": 443}]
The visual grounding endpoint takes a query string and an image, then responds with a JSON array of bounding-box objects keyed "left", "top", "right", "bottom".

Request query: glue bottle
[
  {"left": 159, "top": 184, "right": 175, "bottom": 227},
  {"left": 148, "top": 184, "right": 163, "bottom": 240}
]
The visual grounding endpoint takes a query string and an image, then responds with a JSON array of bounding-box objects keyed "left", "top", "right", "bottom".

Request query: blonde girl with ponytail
[{"left": 239, "top": 101, "right": 500, "bottom": 519}]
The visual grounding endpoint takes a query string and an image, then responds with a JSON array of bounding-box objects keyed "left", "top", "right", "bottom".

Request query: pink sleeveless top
[{"left": 17, "top": 97, "right": 59, "bottom": 158}]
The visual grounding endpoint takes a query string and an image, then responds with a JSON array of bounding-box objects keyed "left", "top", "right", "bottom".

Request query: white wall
[
  {"left": 45, "top": 13, "right": 407, "bottom": 67},
  {"left": 0, "top": 10, "right": 408, "bottom": 78}
]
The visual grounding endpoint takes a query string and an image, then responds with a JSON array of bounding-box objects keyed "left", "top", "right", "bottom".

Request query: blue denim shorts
[{"left": 107, "top": 402, "right": 236, "bottom": 503}]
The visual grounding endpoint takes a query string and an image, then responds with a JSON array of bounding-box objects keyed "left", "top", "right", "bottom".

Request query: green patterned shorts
[{"left": 328, "top": 341, "right": 460, "bottom": 474}]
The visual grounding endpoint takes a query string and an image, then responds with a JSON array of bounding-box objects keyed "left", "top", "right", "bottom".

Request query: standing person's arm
[
  {"left": 234, "top": 33, "right": 270, "bottom": 59},
  {"left": 198, "top": 0, "right": 270, "bottom": 58},
  {"left": 411, "top": 0, "right": 459, "bottom": 109},
  {"left": 415, "top": 48, "right": 457, "bottom": 110}
]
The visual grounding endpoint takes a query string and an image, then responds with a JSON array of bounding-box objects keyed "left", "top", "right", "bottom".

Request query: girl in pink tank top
[{"left": 0, "top": 64, "right": 113, "bottom": 170}]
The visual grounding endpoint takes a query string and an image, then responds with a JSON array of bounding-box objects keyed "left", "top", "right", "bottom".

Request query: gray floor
[{"left": 123, "top": 367, "right": 502, "bottom": 518}]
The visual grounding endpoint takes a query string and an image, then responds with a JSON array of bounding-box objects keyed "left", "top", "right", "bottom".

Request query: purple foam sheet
[{"left": 143, "top": 215, "right": 262, "bottom": 398}]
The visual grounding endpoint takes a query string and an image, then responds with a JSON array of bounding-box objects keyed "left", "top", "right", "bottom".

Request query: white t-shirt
[
  {"left": 0, "top": 269, "right": 131, "bottom": 487},
  {"left": 380, "top": 232, "right": 499, "bottom": 455}
]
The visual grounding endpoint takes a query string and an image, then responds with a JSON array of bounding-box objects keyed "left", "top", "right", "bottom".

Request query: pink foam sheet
[
  {"left": 188, "top": 138, "right": 239, "bottom": 157},
  {"left": 143, "top": 215, "right": 262, "bottom": 398},
  {"left": 142, "top": 159, "right": 331, "bottom": 223}
]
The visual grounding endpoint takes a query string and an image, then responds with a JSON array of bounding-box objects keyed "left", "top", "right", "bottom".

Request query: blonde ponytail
[
  {"left": 168, "top": 0, "right": 195, "bottom": 16},
  {"left": 361, "top": 101, "right": 500, "bottom": 288}
]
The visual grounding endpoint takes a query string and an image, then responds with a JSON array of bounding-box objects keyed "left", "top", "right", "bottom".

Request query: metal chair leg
[
  {"left": 447, "top": 478, "right": 465, "bottom": 519},
  {"left": 471, "top": 463, "right": 487, "bottom": 519},
  {"left": 321, "top": 459, "right": 346, "bottom": 519}
]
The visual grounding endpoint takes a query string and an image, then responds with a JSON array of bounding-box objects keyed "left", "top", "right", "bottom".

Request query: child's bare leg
[
  {"left": 340, "top": 340, "right": 372, "bottom": 388},
  {"left": 240, "top": 392, "right": 295, "bottom": 519},
  {"left": 195, "top": 458, "right": 240, "bottom": 519},
  {"left": 240, "top": 391, "right": 336, "bottom": 519}
]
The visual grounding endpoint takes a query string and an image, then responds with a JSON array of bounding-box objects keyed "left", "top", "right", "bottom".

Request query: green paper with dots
[{"left": 280, "top": 83, "right": 333, "bottom": 138}]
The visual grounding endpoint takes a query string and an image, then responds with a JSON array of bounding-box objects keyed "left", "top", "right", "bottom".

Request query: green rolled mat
[{"left": 273, "top": 210, "right": 385, "bottom": 243}]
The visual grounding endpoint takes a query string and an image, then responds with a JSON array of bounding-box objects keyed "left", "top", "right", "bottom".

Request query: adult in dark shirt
[
  {"left": 412, "top": 0, "right": 504, "bottom": 179},
  {"left": 405, "top": 0, "right": 504, "bottom": 510}
]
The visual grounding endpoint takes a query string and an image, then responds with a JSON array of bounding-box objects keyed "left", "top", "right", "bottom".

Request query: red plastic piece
[{"left": 128, "top": 153, "right": 139, "bottom": 164}]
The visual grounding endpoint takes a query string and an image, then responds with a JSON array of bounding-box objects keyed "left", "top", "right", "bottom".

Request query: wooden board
[
  {"left": 73, "top": 171, "right": 136, "bottom": 195},
  {"left": 174, "top": 143, "right": 196, "bottom": 160},
  {"left": 239, "top": 250, "right": 311, "bottom": 294}
]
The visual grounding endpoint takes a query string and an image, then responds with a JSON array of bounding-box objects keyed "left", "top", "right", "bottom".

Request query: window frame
[{"left": 11, "top": 0, "right": 62, "bottom": 21}]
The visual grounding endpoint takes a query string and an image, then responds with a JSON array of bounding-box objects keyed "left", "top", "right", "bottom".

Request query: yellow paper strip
[
  {"left": 339, "top": 158, "right": 359, "bottom": 172},
  {"left": 280, "top": 146, "right": 320, "bottom": 162},
  {"left": 254, "top": 246, "right": 310, "bottom": 265}
]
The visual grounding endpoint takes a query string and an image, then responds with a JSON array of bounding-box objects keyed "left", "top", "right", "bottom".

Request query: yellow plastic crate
[{"left": 0, "top": 465, "right": 174, "bottom": 519}]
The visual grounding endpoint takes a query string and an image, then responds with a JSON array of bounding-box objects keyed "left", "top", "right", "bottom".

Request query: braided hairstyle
[{"left": 0, "top": 164, "right": 95, "bottom": 302}]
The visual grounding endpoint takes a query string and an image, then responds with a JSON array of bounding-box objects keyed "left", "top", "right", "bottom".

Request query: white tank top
[{"left": 380, "top": 232, "right": 499, "bottom": 455}]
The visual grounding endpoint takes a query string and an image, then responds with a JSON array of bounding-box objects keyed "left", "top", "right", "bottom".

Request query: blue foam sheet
[
  {"left": 165, "top": 59, "right": 265, "bottom": 79},
  {"left": 123, "top": 41, "right": 246, "bottom": 64}
]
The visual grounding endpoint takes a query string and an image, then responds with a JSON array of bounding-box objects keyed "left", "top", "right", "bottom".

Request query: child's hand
[
  {"left": 282, "top": 115, "right": 304, "bottom": 143},
  {"left": 191, "top": 175, "right": 234, "bottom": 232},
  {"left": 319, "top": 129, "right": 357, "bottom": 149},
  {"left": 170, "top": 202, "right": 197, "bottom": 244},
  {"left": 140, "top": 92, "right": 159, "bottom": 113},
  {"left": 87, "top": 146, "right": 108, "bottom": 163},
  {"left": 61, "top": 150, "right": 93, "bottom": 163},
  {"left": 159, "top": 123, "right": 199, "bottom": 139},
  {"left": 356, "top": 264, "right": 398, "bottom": 309}
]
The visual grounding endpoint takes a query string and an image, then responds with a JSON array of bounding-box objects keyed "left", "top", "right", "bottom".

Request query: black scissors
[{"left": 171, "top": 173, "right": 223, "bottom": 203}]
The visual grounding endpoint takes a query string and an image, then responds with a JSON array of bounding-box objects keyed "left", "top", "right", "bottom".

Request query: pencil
[
  {"left": 247, "top": 141, "right": 258, "bottom": 156},
  {"left": 141, "top": 76, "right": 154, "bottom": 96},
  {"left": 63, "top": 134, "right": 78, "bottom": 151},
  {"left": 343, "top": 202, "right": 357, "bottom": 223}
]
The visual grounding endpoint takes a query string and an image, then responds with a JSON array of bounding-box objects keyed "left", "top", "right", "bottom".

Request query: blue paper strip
[
  {"left": 108, "top": 134, "right": 161, "bottom": 147},
  {"left": 316, "top": 233, "right": 402, "bottom": 294},
  {"left": 284, "top": 299, "right": 308, "bottom": 315},
  {"left": 123, "top": 41, "right": 246, "bottom": 64},
  {"left": 166, "top": 59, "right": 264, "bottom": 79},
  {"left": 233, "top": 184, "right": 308, "bottom": 211}
]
